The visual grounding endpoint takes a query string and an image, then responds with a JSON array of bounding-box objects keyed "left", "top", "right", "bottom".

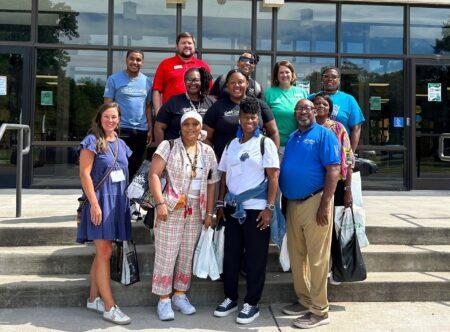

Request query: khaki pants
[{"left": 286, "top": 192, "right": 333, "bottom": 317}]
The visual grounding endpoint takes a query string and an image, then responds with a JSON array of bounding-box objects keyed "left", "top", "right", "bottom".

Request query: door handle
[{"left": 439, "top": 133, "right": 450, "bottom": 162}]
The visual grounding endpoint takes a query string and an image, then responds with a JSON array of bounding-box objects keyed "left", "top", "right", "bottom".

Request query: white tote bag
[
  {"left": 213, "top": 226, "right": 225, "bottom": 274},
  {"left": 193, "top": 228, "right": 220, "bottom": 280},
  {"left": 351, "top": 171, "right": 364, "bottom": 208},
  {"left": 334, "top": 206, "right": 370, "bottom": 248},
  {"left": 279, "top": 233, "right": 290, "bottom": 272}
]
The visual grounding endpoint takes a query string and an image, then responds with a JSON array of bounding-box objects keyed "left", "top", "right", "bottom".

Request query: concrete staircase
[{"left": 1, "top": 206, "right": 449, "bottom": 308}]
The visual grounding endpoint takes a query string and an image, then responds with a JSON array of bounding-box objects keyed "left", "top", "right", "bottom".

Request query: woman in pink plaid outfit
[{"left": 149, "top": 111, "right": 219, "bottom": 321}]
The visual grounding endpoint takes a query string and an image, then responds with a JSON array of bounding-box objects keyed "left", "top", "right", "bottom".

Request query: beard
[
  {"left": 298, "top": 118, "right": 312, "bottom": 127},
  {"left": 177, "top": 48, "right": 194, "bottom": 59}
]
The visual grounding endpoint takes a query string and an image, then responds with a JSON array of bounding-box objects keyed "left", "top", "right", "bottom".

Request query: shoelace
[
  {"left": 241, "top": 303, "right": 253, "bottom": 315},
  {"left": 220, "top": 298, "right": 232, "bottom": 308},
  {"left": 111, "top": 306, "right": 126, "bottom": 318}
]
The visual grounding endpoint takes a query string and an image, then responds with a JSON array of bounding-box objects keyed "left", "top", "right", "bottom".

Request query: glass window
[
  {"left": 114, "top": 0, "right": 176, "bottom": 48},
  {"left": 410, "top": 7, "right": 450, "bottom": 55},
  {"left": 257, "top": 1, "right": 272, "bottom": 51},
  {"left": 341, "top": 5, "right": 403, "bottom": 54},
  {"left": 277, "top": 3, "right": 336, "bottom": 53},
  {"left": 35, "top": 49, "right": 107, "bottom": 143},
  {"left": 112, "top": 51, "right": 172, "bottom": 82},
  {"left": 276, "top": 57, "right": 335, "bottom": 94},
  {"left": 0, "top": 0, "right": 32, "bottom": 41},
  {"left": 38, "top": 0, "right": 108, "bottom": 45},
  {"left": 341, "top": 58, "right": 405, "bottom": 190},
  {"left": 254, "top": 55, "right": 272, "bottom": 92},
  {"left": 181, "top": 0, "right": 197, "bottom": 37},
  {"left": 202, "top": 0, "right": 251, "bottom": 50}
]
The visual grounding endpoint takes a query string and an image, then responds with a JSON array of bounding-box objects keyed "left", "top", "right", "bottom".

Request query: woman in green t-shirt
[{"left": 264, "top": 60, "right": 308, "bottom": 154}]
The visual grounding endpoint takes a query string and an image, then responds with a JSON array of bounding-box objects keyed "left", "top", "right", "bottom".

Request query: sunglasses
[{"left": 239, "top": 56, "right": 256, "bottom": 65}]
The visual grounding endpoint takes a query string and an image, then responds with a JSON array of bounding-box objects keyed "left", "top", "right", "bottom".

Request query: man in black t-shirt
[{"left": 210, "top": 52, "right": 263, "bottom": 100}]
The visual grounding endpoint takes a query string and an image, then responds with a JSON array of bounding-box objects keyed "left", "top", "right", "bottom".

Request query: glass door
[
  {"left": 412, "top": 60, "right": 450, "bottom": 189},
  {"left": 0, "top": 47, "right": 31, "bottom": 188}
]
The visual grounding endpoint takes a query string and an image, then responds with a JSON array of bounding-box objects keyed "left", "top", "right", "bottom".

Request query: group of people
[{"left": 76, "top": 31, "right": 365, "bottom": 329}]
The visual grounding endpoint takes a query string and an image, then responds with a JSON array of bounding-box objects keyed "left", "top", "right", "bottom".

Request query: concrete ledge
[{"left": 0, "top": 272, "right": 449, "bottom": 308}]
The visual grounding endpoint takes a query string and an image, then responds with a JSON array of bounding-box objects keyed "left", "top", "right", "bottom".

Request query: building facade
[{"left": 0, "top": 0, "right": 450, "bottom": 190}]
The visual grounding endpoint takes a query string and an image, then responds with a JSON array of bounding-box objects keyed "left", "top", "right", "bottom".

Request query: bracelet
[
  {"left": 216, "top": 200, "right": 224, "bottom": 204},
  {"left": 154, "top": 200, "right": 166, "bottom": 207},
  {"left": 206, "top": 212, "right": 216, "bottom": 218},
  {"left": 344, "top": 186, "right": 352, "bottom": 191}
]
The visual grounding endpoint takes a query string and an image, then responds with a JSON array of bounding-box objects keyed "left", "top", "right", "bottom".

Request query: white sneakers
[
  {"left": 87, "top": 298, "right": 130, "bottom": 325},
  {"left": 86, "top": 297, "right": 104, "bottom": 313},
  {"left": 103, "top": 305, "right": 131, "bottom": 325},
  {"left": 172, "top": 294, "right": 196, "bottom": 315}
]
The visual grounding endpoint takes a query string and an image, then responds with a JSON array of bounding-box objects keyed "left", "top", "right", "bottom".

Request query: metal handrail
[{"left": 0, "top": 123, "right": 31, "bottom": 217}]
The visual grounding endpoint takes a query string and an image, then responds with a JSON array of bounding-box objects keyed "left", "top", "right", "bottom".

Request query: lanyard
[{"left": 185, "top": 93, "right": 201, "bottom": 113}]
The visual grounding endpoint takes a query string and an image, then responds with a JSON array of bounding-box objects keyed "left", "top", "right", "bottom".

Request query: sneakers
[
  {"left": 213, "top": 298, "right": 238, "bottom": 317},
  {"left": 102, "top": 305, "right": 131, "bottom": 325},
  {"left": 293, "top": 312, "right": 330, "bottom": 329},
  {"left": 282, "top": 302, "right": 310, "bottom": 316},
  {"left": 236, "top": 303, "right": 260, "bottom": 324},
  {"left": 329, "top": 272, "right": 342, "bottom": 285},
  {"left": 172, "top": 294, "right": 196, "bottom": 315},
  {"left": 157, "top": 299, "right": 175, "bottom": 321},
  {"left": 86, "top": 297, "right": 104, "bottom": 314}
]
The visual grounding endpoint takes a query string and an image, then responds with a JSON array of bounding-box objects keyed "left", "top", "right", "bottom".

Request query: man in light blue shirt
[
  {"left": 104, "top": 50, "right": 153, "bottom": 179},
  {"left": 279, "top": 99, "right": 340, "bottom": 329},
  {"left": 309, "top": 66, "right": 364, "bottom": 153}
]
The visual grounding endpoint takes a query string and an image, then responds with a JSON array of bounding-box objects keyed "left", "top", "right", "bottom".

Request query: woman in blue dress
[{"left": 77, "top": 102, "right": 132, "bottom": 325}]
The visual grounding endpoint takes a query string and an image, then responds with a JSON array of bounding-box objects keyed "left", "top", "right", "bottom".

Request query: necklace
[
  {"left": 185, "top": 144, "right": 199, "bottom": 178},
  {"left": 185, "top": 93, "right": 201, "bottom": 113}
]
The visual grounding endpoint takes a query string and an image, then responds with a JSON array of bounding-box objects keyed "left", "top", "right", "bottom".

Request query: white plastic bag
[
  {"left": 193, "top": 228, "right": 220, "bottom": 280},
  {"left": 213, "top": 226, "right": 225, "bottom": 274},
  {"left": 351, "top": 171, "right": 364, "bottom": 208},
  {"left": 334, "top": 206, "right": 370, "bottom": 248},
  {"left": 279, "top": 234, "right": 290, "bottom": 272}
]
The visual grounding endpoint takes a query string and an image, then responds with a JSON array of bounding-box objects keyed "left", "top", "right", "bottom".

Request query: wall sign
[
  {"left": 297, "top": 81, "right": 310, "bottom": 94},
  {"left": 393, "top": 117, "right": 404, "bottom": 128},
  {"left": 41, "top": 91, "right": 53, "bottom": 106},
  {"left": 0, "top": 76, "right": 6, "bottom": 96},
  {"left": 428, "top": 83, "right": 441, "bottom": 102},
  {"left": 370, "top": 96, "right": 381, "bottom": 111}
]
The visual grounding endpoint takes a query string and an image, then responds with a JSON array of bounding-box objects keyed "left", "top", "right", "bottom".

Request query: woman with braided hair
[{"left": 154, "top": 67, "right": 215, "bottom": 145}]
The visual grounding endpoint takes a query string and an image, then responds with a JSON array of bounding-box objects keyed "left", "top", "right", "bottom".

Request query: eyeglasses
[
  {"left": 239, "top": 56, "right": 256, "bottom": 65},
  {"left": 322, "top": 74, "right": 339, "bottom": 80},
  {"left": 185, "top": 78, "right": 201, "bottom": 84},
  {"left": 294, "top": 106, "right": 316, "bottom": 113}
]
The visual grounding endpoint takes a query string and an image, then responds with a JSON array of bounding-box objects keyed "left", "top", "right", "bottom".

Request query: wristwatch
[
  {"left": 206, "top": 213, "right": 216, "bottom": 218},
  {"left": 266, "top": 203, "right": 275, "bottom": 211}
]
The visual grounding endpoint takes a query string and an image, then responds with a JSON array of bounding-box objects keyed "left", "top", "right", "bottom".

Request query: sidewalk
[{"left": 0, "top": 302, "right": 449, "bottom": 332}]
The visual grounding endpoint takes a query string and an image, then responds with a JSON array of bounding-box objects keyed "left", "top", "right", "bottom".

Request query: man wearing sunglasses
[{"left": 210, "top": 52, "right": 263, "bottom": 100}]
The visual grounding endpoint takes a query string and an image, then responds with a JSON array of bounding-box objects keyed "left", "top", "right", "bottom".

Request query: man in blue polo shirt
[
  {"left": 104, "top": 50, "right": 153, "bottom": 180},
  {"left": 279, "top": 99, "right": 340, "bottom": 329}
]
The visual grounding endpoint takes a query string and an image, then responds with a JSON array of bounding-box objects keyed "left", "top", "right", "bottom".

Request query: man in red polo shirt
[{"left": 152, "top": 32, "right": 211, "bottom": 114}]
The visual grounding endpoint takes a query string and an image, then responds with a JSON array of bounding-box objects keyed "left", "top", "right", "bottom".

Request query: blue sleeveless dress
[{"left": 76, "top": 134, "right": 132, "bottom": 243}]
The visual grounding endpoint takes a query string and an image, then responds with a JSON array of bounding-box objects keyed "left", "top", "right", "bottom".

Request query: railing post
[{"left": 16, "top": 128, "right": 23, "bottom": 218}]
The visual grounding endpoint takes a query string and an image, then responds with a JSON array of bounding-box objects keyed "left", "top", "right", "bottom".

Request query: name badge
[
  {"left": 173, "top": 65, "right": 183, "bottom": 70},
  {"left": 110, "top": 169, "right": 125, "bottom": 183}
]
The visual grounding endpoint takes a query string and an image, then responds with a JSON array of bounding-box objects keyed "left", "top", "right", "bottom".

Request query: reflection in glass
[
  {"left": 114, "top": 0, "right": 176, "bottom": 47},
  {"left": 341, "top": 5, "right": 403, "bottom": 54},
  {"left": 257, "top": 2, "right": 272, "bottom": 50},
  {"left": 38, "top": 0, "right": 108, "bottom": 45},
  {"left": 35, "top": 49, "right": 107, "bottom": 142},
  {"left": 33, "top": 146, "right": 80, "bottom": 187},
  {"left": 341, "top": 58, "right": 404, "bottom": 147},
  {"left": 415, "top": 64, "right": 450, "bottom": 179},
  {"left": 0, "top": 1, "right": 31, "bottom": 41},
  {"left": 277, "top": 3, "right": 335, "bottom": 53},
  {"left": 0, "top": 53, "right": 24, "bottom": 187},
  {"left": 358, "top": 150, "right": 404, "bottom": 190},
  {"left": 112, "top": 51, "right": 172, "bottom": 83},
  {"left": 276, "top": 57, "right": 335, "bottom": 94},
  {"left": 202, "top": 0, "right": 251, "bottom": 50},
  {"left": 181, "top": 0, "right": 197, "bottom": 37},
  {"left": 410, "top": 7, "right": 450, "bottom": 55},
  {"left": 254, "top": 56, "right": 272, "bottom": 92}
]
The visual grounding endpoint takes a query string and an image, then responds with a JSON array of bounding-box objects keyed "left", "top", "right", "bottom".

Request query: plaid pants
[{"left": 152, "top": 198, "right": 203, "bottom": 296}]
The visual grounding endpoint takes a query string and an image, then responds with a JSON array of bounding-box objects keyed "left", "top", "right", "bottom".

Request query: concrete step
[
  {"left": 0, "top": 272, "right": 449, "bottom": 308},
  {"left": 1, "top": 244, "right": 449, "bottom": 275},
  {"left": 1, "top": 219, "right": 449, "bottom": 246}
]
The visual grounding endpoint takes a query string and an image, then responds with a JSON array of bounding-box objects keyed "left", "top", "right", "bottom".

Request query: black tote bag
[
  {"left": 331, "top": 207, "right": 367, "bottom": 282},
  {"left": 110, "top": 241, "right": 140, "bottom": 286}
]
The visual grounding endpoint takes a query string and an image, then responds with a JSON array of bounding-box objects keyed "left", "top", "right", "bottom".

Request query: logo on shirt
[
  {"left": 331, "top": 104, "right": 340, "bottom": 120},
  {"left": 174, "top": 65, "right": 183, "bottom": 69},
  {"left": 240, "top": 152, "right": 250, "bottom": 162},
  {"left": 224, "top": 106, "right": 240, "bottom": 117},
  {"left": 303, "top": 139, "right": 316, "bottom": 145},
  {"left": 120, "top": 86, "right": 146, "bottom": 96}
]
